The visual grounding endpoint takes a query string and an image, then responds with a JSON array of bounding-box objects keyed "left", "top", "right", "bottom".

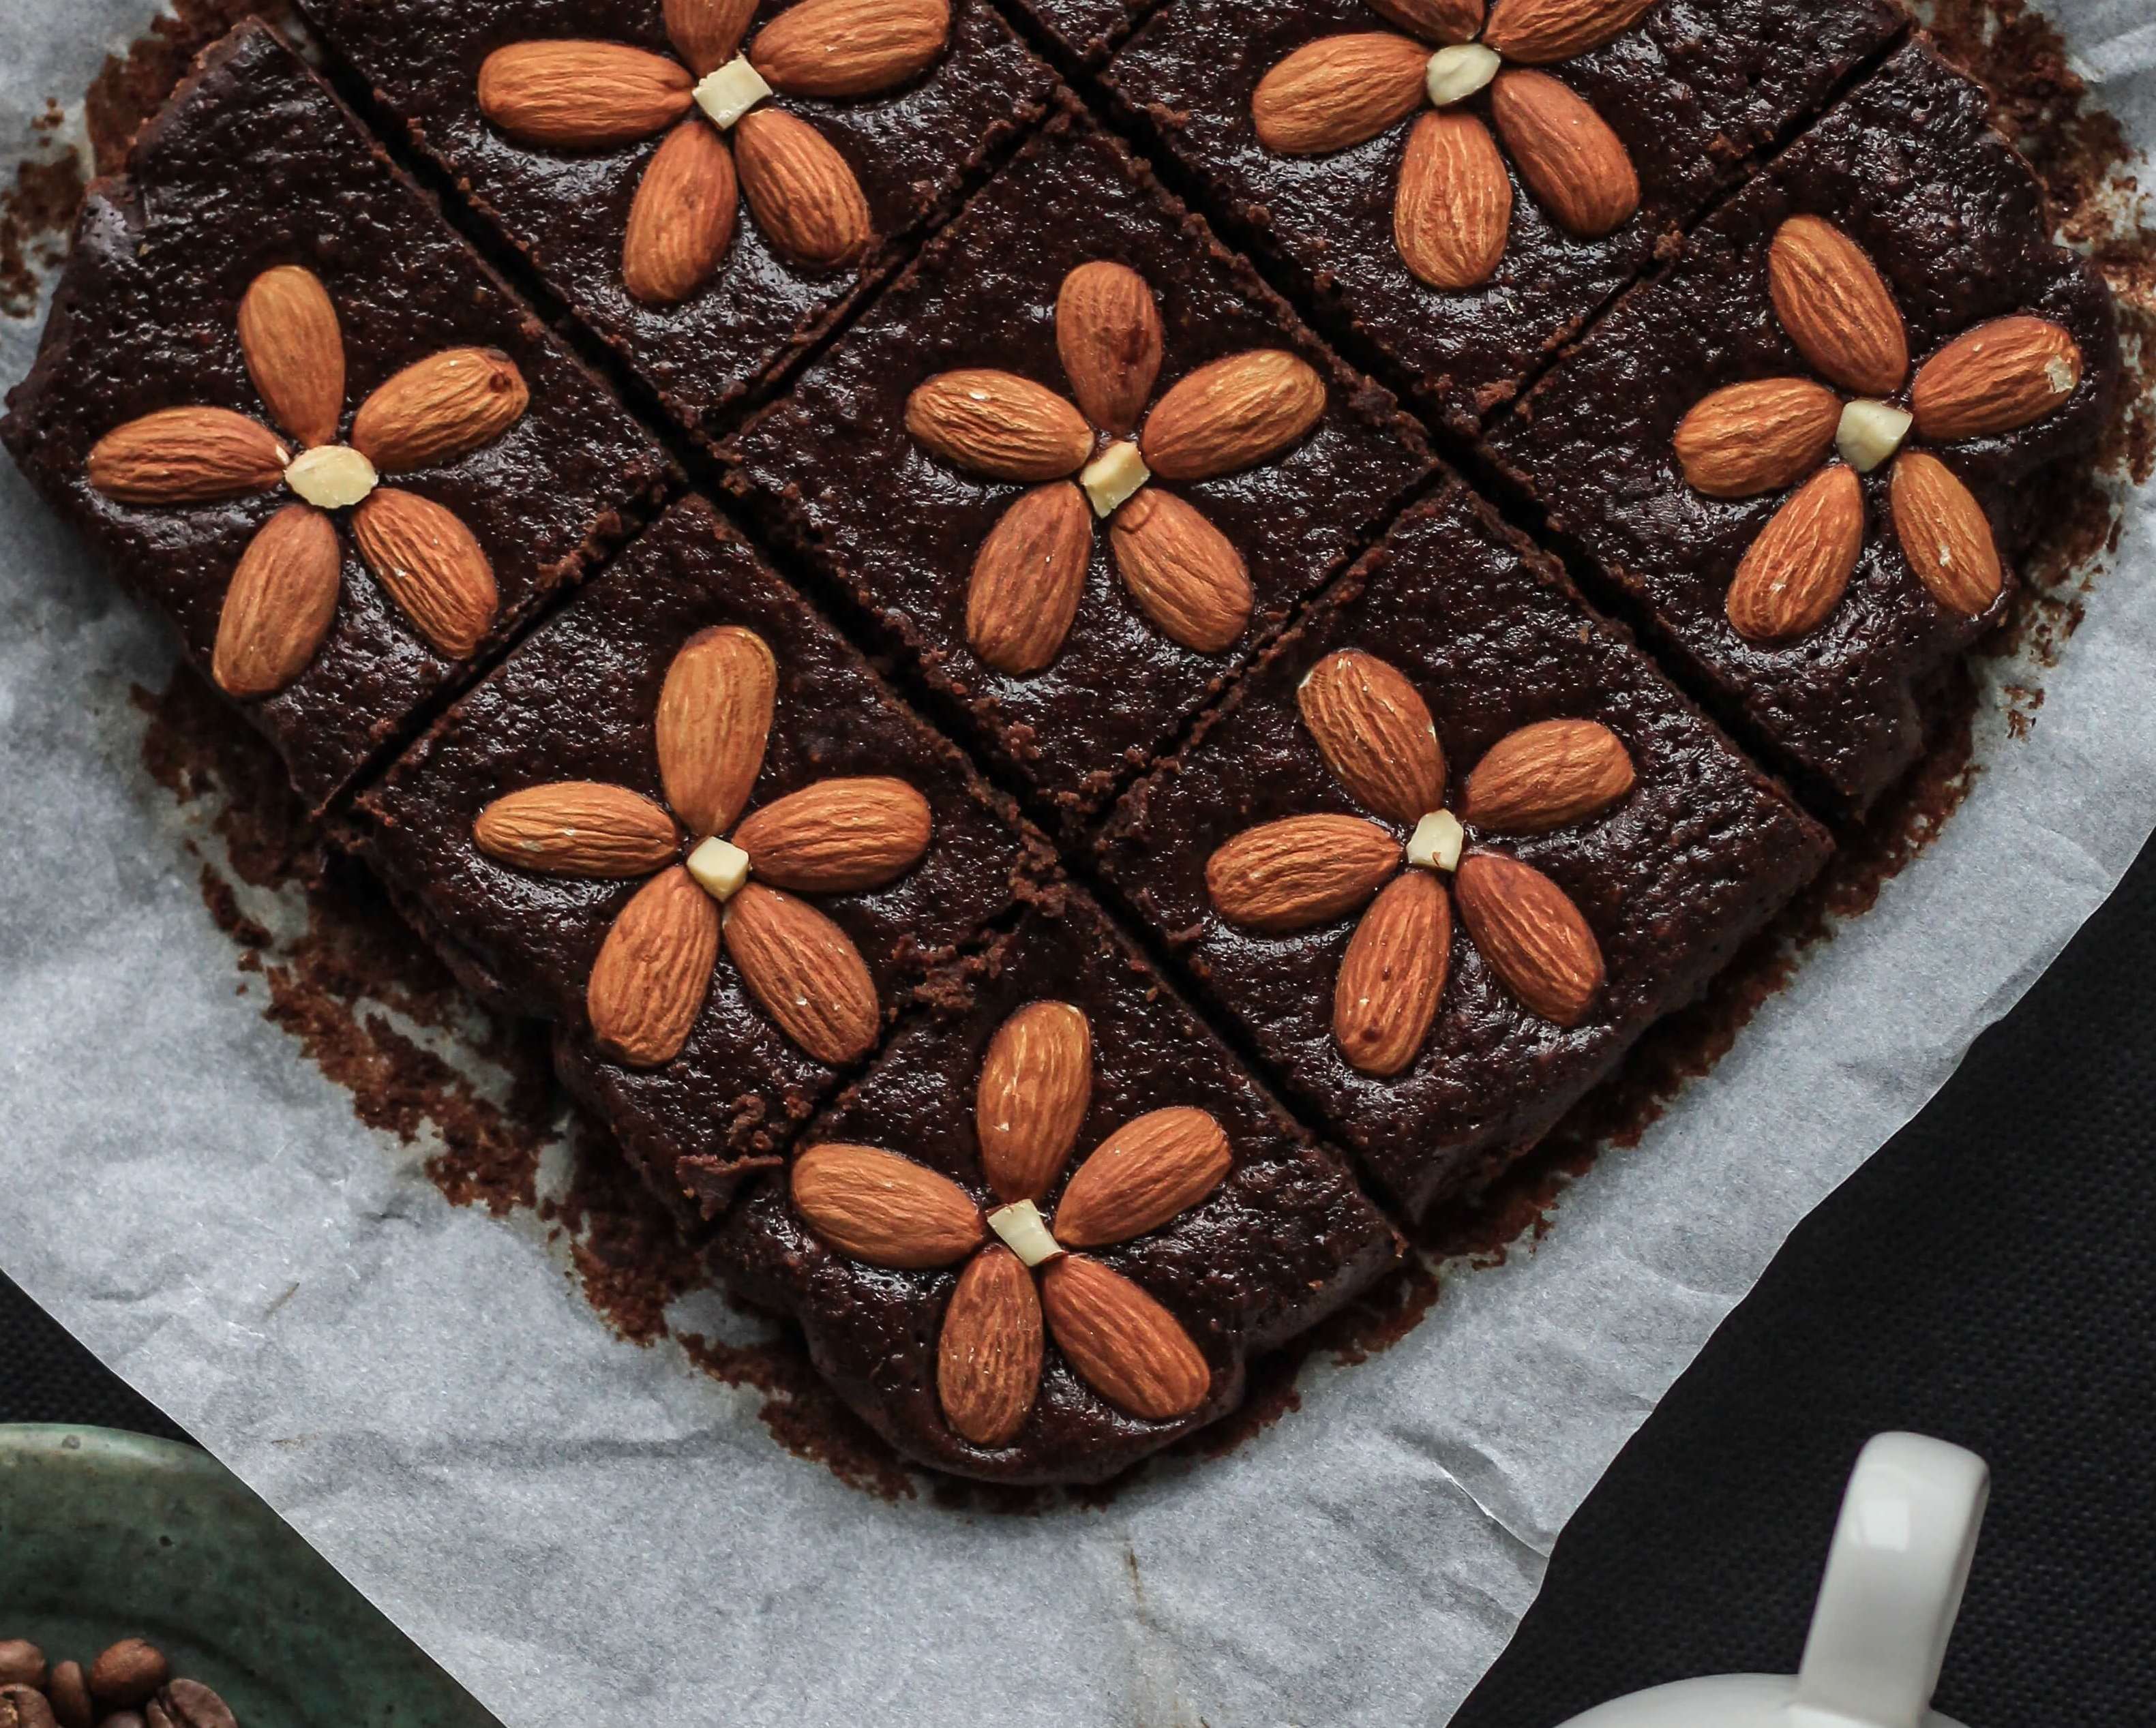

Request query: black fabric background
[{"left": 7, "top": 839, "right": 2155, "bottom": 1723}]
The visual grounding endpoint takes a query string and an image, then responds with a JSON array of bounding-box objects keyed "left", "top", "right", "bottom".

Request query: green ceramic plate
[{"left": 0, "top": 1425, "right": 499, "bottom": 1727}]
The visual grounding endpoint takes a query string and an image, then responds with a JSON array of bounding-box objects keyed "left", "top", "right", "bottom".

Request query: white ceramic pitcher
[{"left": 1553, "top": 1432, "right": 1990, "bottom": 1728}]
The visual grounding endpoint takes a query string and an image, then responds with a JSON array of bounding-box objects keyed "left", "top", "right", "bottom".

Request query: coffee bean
[
  {"left": 145, "top": 1685, "right": 234, "bottom": 1728},
  {"left": 98, "top": 1714, "right": 146, "bottom": 1728},
  {"left": 0, "top": 1646, "right": 44, "bottom": 1690},
  {"left": 45, "top": 1664, "right": 91, "bottom": 1728},
  {"left": 0, "top": 1683, "right": 57, "bottom": 1728},
  {"left": 86, "top": 1645, "right": 165, "bottom": 1710}
]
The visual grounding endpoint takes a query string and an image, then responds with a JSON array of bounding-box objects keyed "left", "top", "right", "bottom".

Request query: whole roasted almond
[
  {"left": 350, "top": 347, "right": 528, "bottom": 473},
  {"left": 1453, "top": 850, "right": 1603, "bottom": 1025},
  {"left": 1489, "top": 70, "right": 1638, "bottom": 239},
  {"left": 623, "top": 119, "right": 739, "bottom": 305},
  {"left": 1055, "top": 1107, "right": 1231, "bottom": 1249},
  {"left": 1108, "top": 489, "right": 1253, "bottom": 654},
  {"left": 87, "top": 1643, "right": 166, "bottom": 1710},
  {"left": 734, "top": 107, "right": 873, "bottom": 269},
  {"left": 1206, "top": 813, "right": 1401, "bottom": 934},
  {"left": 1911, "top": 315, "right": 2083, "bottom": 442},
  {"left": 1463, "top": 718, "right": 1634, "bottom": 833},
  {"left": 0, "top": 1652, "right": 42, "bottom": 1695},
  {"left": 665, "top": 0, "right": 758, "bottom": 74},
  {"left": 1482, "top": 0, "right": 1657, "bottom": 62},
  {"left": 750, "top": 0, "right": 950, "bottom": 99},
  {"left": 1396, "top": 110, "right": 1512, "bottom": 290},
  {"left": 976, "top": 1000, "right": 1093, "bottom": 1204},
  {"left": 1333, "top": 868, "right": 1450, "bottom": 1076},
  {"left": 792, "top": 1140, "right": 984, "bottom": 1268},
  {"left": 732, "top": 776, "right": 931, "bottom": 891},
  {"left": 88, "top": 407, "right": 288, "bottom": 504},
  {"left": 1251, "top": 33, "right": 1431, "bottom": 155},
  {"left": 1056, "top": 260, "right": 1164, "bottom": 435},
  {"left": 1040, "top": 1255, "right": 1210, "bottom": 1422},
  {"left": 587, "top": 864, "right": 721, "bottom": 1066},
  {"left": 723, "top": 881, "right": 880, "bottom": 1065},
  {"left": 1369, "top": 0, "right": 1485, "bottom": 43},
  {"left": 1890, "top": 451, "right": 2001, "bottom": 617},
  {"left": 658, "top": 624, "right": 776, "bottom": 837},
  {"left": 909, "top": 370, "right": 1093, "bottom": 483},
  {"left": 478, "top": 41, "right": 692, "bottom": 148},
  {"left": 473, "top": 782, "right": 680, "bottom": 876},
  {"left": 211, "top": 503, "right": 340, "bottom": 698},
  {"left": 1139, "top": 350, "right": 1326, "bottom": 481},
  {"left": 939, "top": 1244, "right": 1043, "bottom": 1445},
  {"left": 1725, "top": 462, "right": 1863, "bottom": 642},
  {"left": 1768, "top": 216, "right": 1908, "bottom": 397},
  {"left": 350, "top": 487, "right": 498, "bottom": 658},
  {"left": 965, "top": 481, "right": 1092, "bottom": 673},
  {"left": 1673, "top": 376, "right": 1841, "bottom": 498},
  {"left": 237, "top": 265, "right": 344, "bottom": 448},
  {"left": 1298, "top": 648, "right": 1443, "bottom": 826}
]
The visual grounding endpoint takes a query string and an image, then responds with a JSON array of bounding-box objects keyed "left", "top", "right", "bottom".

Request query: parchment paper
[{"left": 2, "top": 4, "right": 2151, "bottom": 1723}]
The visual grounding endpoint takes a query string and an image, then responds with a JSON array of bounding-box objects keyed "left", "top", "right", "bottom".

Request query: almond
[
  {"left": 657, "top": 625, "right": 776, "bottom": 838},
  {"left": 665, "top": 0, "right": 759, "bottom": 75},
  {"left": 965, "top": 482, "right": 1092, "bottom": 674},
  {"left": 350, "top": 347, "right": 528, "bottom": 473},
  {"left": 1108, "top": 489, "right": 1253, "bottom": 654},
  {"left": 623, "top": 120, "right": 739, "bottom": 305},
  {"left": 1889, "top": 451, "right": 2001, "bottom": 617},
  {"left": 750, "top": 0, "right": 950, "bottom": 99},
  {"left": 1297, "top": 648, "right": 1444, "bottom": 827},
  {"left": 1251, "top": 33, "right": 1431, "bottom": 156},
  {"left": 210, "top": 503, "right": 340, "bottom": 698},
  {"left": 1489, "top": 70, "right": 1638, "bottom": 239},
  {"left": 1055, "top": 260, "right": 1163, "bottom": 436},
  {"left": 350, "top": 487, "right": 498, "bottom": 658},
  {"left": 1725, "top": 462, "right": 1863, "bottom": 642},
  {"left": 939, "top": 1245, "right": 1043, "bottom": 1445},
  {"left": 734, "top": 108, "right": 873, "bottom": 269},
  {"left": 1040, "top": 1256, "right": 1210, "bottom": 1422},
  {"left": 1453, "top": 851, "right": 1603, "bottom": 1025},
  {"left": 1055, "top": 1107, "right": 1231, "bottom": 1249},
  {"left": 1482, "top": 0, "right": 1657, "bottom": 61},
  {"left": 1206, "top": 813, "right": 1401, "bottom": 934},
  {"left": 1369, "top": 0, "right": 1485, "bottom": 44},
  {"left": 87, "top": 407, "right": 288, "bottom": 505},
  {"left": 586, "top": 864, "right": 721, "bottom": 1066},
  {"left": 1462, "top": 718, "right": 1634, "bottom": 833},
  {"left": 976, "top": 1000, "right": 1094, "bottom": 1204},
  {"left": 1910, "top": 315, "right": 2083, "bottom": 442},
  {"left": 1333, "top": 869, "right": 1450, "bottom": 1076},
  {"left": 908, "top": 370, "right": 1093, "bottom": 483},
  {"left": 1767, "top": 216, "right": 1908, "bottom": 397},
  {"left": 723, "top": 881, "right": 880, "bottom": 1065},
  {"left": 477, "top": 41, "right": 692, "bottom": 148},
  {"left": 1395, "top": 110, "right": 1512, "bottom": 290},
  {"left": 731, "top": 776, "right": 931, "bottom": 891},
  {"left": 473, "top": 782, "right": 680, "bottom": 876},
  {"left": 1139, "top": 350, "right": 1326, "bottom": 482},
  {"left": 237, "top": 267, "right": 344, "bottom": 449},
  {"left": 1673, "top": 377, "right": 1841, "bottom": 499},
  {"left": 791, "top": 1142, "right": 985, "bottom": 1269}
]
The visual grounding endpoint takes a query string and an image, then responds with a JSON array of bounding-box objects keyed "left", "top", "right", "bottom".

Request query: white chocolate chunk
[
  {"left": 1835, "top": 399, "right": 1913, "bottom": 473},
  {"left": 694, "top": 57, "right": 772, "bottom": 130},
  {"left": 686, "top": 836, "right": 751, "bottom": 901},
  {"left": 1407, "top": 809, "right": 1464, "bottom": 873},
  {"left": 1080, "top": 440, "right": 1150, "bottom": 517},
  {"left": 986, "top": 1199, "right": 1063, "bottom": 1268},
  {"left": 1426, "top": 44, "right": 1500, "bottom": 107},
  {"left": 284, "top": 444, "right": 377, "bottom": 509}
]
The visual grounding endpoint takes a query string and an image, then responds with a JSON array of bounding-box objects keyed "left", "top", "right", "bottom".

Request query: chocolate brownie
[
  {"left": 1, "top": 22, "right": 671, "bottom": 810},
  {"left": 1486, "top": 41, "right": 2122, "bottom": 811},
  {"left": 725, "top": 105, "right": 1435, "bottom": 830},
  {"left": 1096, "top": 482, "right": 1831, "bottom": 1219},
  {"left": 1005, "top": 0, "right": 1158, "bottom": 66},
  {"left": 295, "top": 0, "right": 1053, "bottom": 442},
  {"left": 355, "top": 496, "right": 1049, "bottom": 1219},
  {"left": 710, "top": 883, "right": 1402, "bottom": 1482},
  {"left": 1101, "top": 0, "right": 1905, "bottom": 435}
]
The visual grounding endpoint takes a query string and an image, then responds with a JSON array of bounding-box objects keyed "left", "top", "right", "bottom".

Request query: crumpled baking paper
[{"left": 1, "top": 3, "right": 2151, "bottom": 1723}]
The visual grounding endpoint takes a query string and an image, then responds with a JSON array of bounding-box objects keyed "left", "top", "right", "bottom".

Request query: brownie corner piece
[
  {"left": 353, "top": 494, "right": 1047, "bottom": 1223},
  {"left": 725, "top": 101, "right": 1435, "bottom": 830},
  {"left": 709, "top": 881, "right": 1402, "bottom": 1483},
  {"left": 0, "top": 18, "right": 670, "bottom": 811},
  {"left": 1103, "top": 0, "right": 1905, "bottom": 434},
  {"left": 1485, "top": 37, "right": 2123, "bottom": 812},
  {"left": 1096, "top": 479, "right": 1831, "bottom": 1221}
]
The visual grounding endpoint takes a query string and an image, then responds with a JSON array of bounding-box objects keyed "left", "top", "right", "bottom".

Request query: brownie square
[
  {"left": 1486, "top": 42, "right": 2122, "bottom": 811},
  {"left": 355, "top": 496, "right": 1049, "bottom": 1219},
  {"left": 295, "top": 0, "right": 1053, "bottom": 440},
  {"left": 1096, "top": 482, "right": 1831, "bottom": 1220},
  {"left": 711, "top": 883, "right": 1402, "bottom": 1483},
  {"left": 726, "top": 105, "right": 1435, "bottom": 830},
  {"left": 1, "top": 22, "right": 671, "bottom": 810},
  {"left": 1102, "top": 0, "right": 1905, "bottom": 435}
]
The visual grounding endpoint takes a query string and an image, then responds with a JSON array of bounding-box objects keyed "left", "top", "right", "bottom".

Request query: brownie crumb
[{"left": 84, "top": 0, "right": 291, "bottom": 175}]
